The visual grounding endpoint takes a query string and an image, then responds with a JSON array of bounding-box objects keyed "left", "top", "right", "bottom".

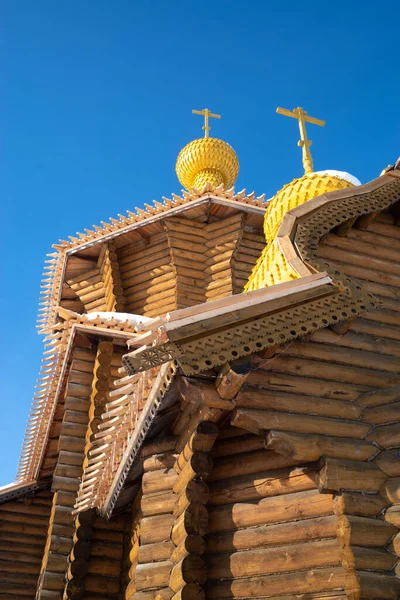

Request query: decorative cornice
[{"left": 37, "top": 186, "right": 266, "bottom": 337}]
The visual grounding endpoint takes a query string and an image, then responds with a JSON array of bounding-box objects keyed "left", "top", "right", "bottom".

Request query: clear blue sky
[{"left": 1, "top": 1, "right": 399, "bottom": 485}]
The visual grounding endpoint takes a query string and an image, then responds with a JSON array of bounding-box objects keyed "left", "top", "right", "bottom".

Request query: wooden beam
[
  {"left": 354, "top": 211, "right": 379, "bottom": 230},
  {"left": 215, "top": 359, "right": 252, "bottom": 400}
]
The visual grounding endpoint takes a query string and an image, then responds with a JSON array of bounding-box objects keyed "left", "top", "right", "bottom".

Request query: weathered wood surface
[{"left": 0, "top": 490, "right": 52, "bottom": 598}]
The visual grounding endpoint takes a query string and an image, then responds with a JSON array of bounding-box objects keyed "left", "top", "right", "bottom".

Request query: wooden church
[{"left": 1, "top": 106, "right": 400, "bottom": 600}]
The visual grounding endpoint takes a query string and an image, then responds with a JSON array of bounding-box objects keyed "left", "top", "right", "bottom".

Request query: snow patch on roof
[
  {"left": 315, "top": 170, "right": 361, "bottom": 186},
  {"left": 85, "top": 312, "right": 152, "bottom": 328}
]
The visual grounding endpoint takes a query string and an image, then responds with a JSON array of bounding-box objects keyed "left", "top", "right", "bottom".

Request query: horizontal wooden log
[
  {"left": 178, "top": 377, "right": 232, "bottom": 411},
  {"left": 141, "top": 437, "right": 178, "bottom": 457},
  {"left": 374, "top": 448, "right": 400, "bottom": 476},
  {"left": 135, "top": 560, "right": 173, "bottom": 591},
  {"left": 0, "top": 559, "right": 41, "bottom": 576},
  {"left": 86, "top": 556, "right": 121, "bottom": 576},
  {"left": 390, "top": 532, "right": 400, "bottom": 556},
  {"left": 236, "top": 386, "right": 363, "bottom": 420},
  {"left": 358, "top": 571, "right": 400, "bottom": 599},
  {"left": 380, "top": 477, "right": 400, "bottom": 503},
  {"left": 338, "top": 514, "right": 397, "bottom": 547},
  {"left": 132, "top": 589, "right": 174, "bottom": 600},
  {"left": 211, "top": 434, "right": 265, "bottom": 458},
  {"left": 317, "top": 458, "right": 387, "bottom": 493},
  {"left": 209, "top": 449, "right": 301, "bottom": 483},
  {"left": 246, "top": 368, "right": 369, "bottom": 401},
  {"left": 58, "top": 451, "right": 84, "bottom": 467},
  {"left": 357, "top": 385, "right": 400, "bottom": 407},
  {"left": 333, "top": 492, "right": 388, "bottom": 517},
  {"left": 266, "top": 431, "right": 376, "bottom": 462},
  {"left": 171, "top": 583, "right": 204, "bottom": 600},
  {"left": 208, "top": 489, "right": 333, "bottom": 533},
  {"left": 287, "top": 339, "right": 400, "bottom": 376},
  {"left": 363, "top": 400, "right": 400, "bottom": 425},
  {"left": 49, "top": 535, "right": 73, "bottom": 554},
  {"left": 58, "top": 435, "right": 85, "bottom": 453},
  {"left": 207, "top": 538, "right": 341, "bottom": 579},
  {"left": 138, "top": 541, "right": 175, "bottom": 564},
  {"left": 205, "top": 566, "right": 346, "bottom": 598},
  {"left": 205, "top": 514, "right": 338, "bottom": 554},
  {"left": 143, "top": 452, "right": 178, "bottom": 472},
  {"left": 142, "top": 469, "right": 177, "bottom": 495},
  {"left": 39, "top": 570, "right": 66, "bottom": 590},
  {"left": 84, "top": 574, "right": 120, "bottom": 594},
  {"left": 385, "top": 505, "right": 400, "bottom": 527},
  {"left": 209, "top": 466, "right": 316, "bottom": 505},
  {"left": 141, "top": 490, "right": 175, "bottom": 516},
  {"left": 258, "top": 353, "right": 400, "bottom": 389},
  {"left": 346, "top": 546, "right": 396, "bottom": 571},
  {"left": 91, "top": 540, "right": 123, "bottom": 560},
  {"left": 169, "top": 556, "right": 207, "bottom": 593},
  {"left": 311, "top": 326, "right": 400, "bottom": 361},
  {"left": 131, "top": 589, "right": 174, "bottom": 600},
  {"left": 231, "top": 408, "right": 371, "bottom": 439},
  {"left": 140, "top": 514, "right": 174, "bottom": 545}
]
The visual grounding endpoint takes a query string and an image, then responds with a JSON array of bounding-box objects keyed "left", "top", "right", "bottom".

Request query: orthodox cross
[
  {"left": 276, "top": 106, "right": 325, "bottom": 174},
  {"left": 192, "top": 107, "right": 221, "bottom": 138}
]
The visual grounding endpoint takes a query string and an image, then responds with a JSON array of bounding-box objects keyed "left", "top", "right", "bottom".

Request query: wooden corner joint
[
  {"left": 169, "top": 420, "right": 218, "bottom": 600},
  {"left": 215, "top": 358, "right": 253, "bottom": 401}
]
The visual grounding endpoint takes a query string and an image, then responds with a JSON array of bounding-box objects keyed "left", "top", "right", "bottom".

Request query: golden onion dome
[
  {"left": 176, "top": 137, "right": 239, "bottom": 191},
  {"left": 263, "top": 170, "right": 360, "bottom": 241}
]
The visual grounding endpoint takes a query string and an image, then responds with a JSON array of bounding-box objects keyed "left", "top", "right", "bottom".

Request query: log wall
[
  {"left": 315, "top": 211, "right": 400, "bottom": 596},
  {"left": 82, "top": 512, "right": 129, "bottom": 599},
  {"left": 204, "top": 426, "right": 345, "bottom": 599},
  {"left": 67, "top": 241, "right": 125, "bottom": 313},
  {"left": 124, "top": 438, "right": 178, "bottom": 600},
  {"left": 118, "top": 213, "right": 264, "bottom": 316},
  {"left": 36, "top": 346, "right": 96, "bottom": 599},
  {"left": 0, "top": 490, "right": 52, "bottom": 598}
]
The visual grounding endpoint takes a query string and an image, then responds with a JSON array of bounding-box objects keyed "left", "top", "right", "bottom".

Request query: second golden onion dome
[{"left": 176, "top": 137, "right": 239, "bottom": 191}]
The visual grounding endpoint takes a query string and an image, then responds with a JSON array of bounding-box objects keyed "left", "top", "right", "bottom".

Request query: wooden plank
[
  {"left": 205, "top": 566, "right": 345, "bottom": 598},
  {"left": 231, "top": 408, "right": 371, "bottom": 439},
  {"left": 317, "top": 458, "right": 387, "bottom": 493},
  {"left": 236, "top": 386, "right": 363, "bottom": 420},
  {"left": 266, "top": 431, "right": 376, "bottom": 462},
  {"left": 206, "top": 538, "right": 341, "bottom": 579},
  {"left": 209, "top": 466, "right": 316, "bottom": 505},
  {"left": 205, "top": 515, "right": 338, "bottom": 553}
]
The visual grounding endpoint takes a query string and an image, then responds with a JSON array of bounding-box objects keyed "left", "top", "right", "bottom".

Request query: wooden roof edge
[
  {"left": 276, "top": 171, "right": 400, "bottom": 241},
  {"left": 134, "top": 272, "right": 329, "bottom": 335},
  {"left": 17, "top": 318, "right": 137, "bottom": 485},
  {"left": 122, "top": 273, "right": 335, "bottom": 376},
  {"left": 99, "top": 360, "right": 178, "bottom": 519},
  {"left": 37, "top": 189, "right": 267, "bottom": 336},
  {"left": 0, "top": 478, "right": 51, "bottom": 505}
]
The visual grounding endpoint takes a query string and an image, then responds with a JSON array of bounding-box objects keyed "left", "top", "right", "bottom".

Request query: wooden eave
[
  {"left": 17, "top": 316, "right": 139, "bottom": 485},
  {"left": 0, "top": 478, "right": 50, "bottom": 505},
  {"left": 38, "top": 187, "right": 266, "bottom": 336},
  {"left": 122, "top": 272, "right": 337, "bottom": 376},
  {"left": 277, "top": 170, "right": 400, "bottom": 279}
]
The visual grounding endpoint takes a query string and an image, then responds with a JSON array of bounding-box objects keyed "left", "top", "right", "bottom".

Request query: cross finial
[
  {"left": 192, "top": 108, "right": 221, "bottom": 138},
  {"left": 276, "top": 106, "right": 325, "bottom": 174}
]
